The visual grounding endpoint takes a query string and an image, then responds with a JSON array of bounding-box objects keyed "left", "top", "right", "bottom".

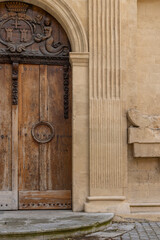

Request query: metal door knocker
[{"left": 31, "top": 121, "right": 55, "bottom": 144}]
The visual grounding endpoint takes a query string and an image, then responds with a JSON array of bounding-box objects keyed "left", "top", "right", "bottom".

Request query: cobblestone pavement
[
  {"left": 70, "top": 222, "right": 160, "bottom": 240},
  {"left": 113, "top": 222, "right": 160, "bottom": 240}
]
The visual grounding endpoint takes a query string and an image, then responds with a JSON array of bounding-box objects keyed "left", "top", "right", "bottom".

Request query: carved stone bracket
[
  {"left": 63, "top": 65, "right": 69, "bottom": 119},
  {"left": 12, "top": 62, "right": 18, "bottom": 105},
  {"left": 128, "top": 108, "right": 160, "bottom": 158}
]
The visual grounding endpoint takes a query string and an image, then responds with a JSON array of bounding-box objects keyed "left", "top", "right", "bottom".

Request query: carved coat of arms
[{"left": 0, "top": 2, "right": 69, "bottom": 56}]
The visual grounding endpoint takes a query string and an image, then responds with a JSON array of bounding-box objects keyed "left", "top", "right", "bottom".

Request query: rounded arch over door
[
  {"left": 0, "top": 0, "right": 88, "bottom": 52},
  {"left": 0, "top": 1, "right": 72, "bottom": 210}
]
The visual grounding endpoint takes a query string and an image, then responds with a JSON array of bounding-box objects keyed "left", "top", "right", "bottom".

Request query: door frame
[{"left": 0, "top": 0, "right": 89, "bottom": 212}]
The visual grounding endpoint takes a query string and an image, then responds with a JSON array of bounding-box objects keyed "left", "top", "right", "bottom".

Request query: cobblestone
[
  {"left": 71, "top": 222, "right": 160, "bottom": 240},
  {"left": 113, "top": 222, "right": 160, "bottom": 240}
]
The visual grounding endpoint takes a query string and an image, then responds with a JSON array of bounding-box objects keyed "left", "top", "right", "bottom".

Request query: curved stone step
[{"left": 0, "top": 210, "right": 114, "bottom": 239}]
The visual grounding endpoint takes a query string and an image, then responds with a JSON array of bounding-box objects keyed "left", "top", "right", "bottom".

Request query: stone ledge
[
  {"left": 130, "top": 203, "right": 160, "bottom": 213},
  {"left": 128, "top": 127, "right": 160, "bottom": 144},
  {"left": 87, "top": 196, "right": 126, "bottom": 201},
  {"left": 133, "top": 143, "right": 160, "bottom": 157}
]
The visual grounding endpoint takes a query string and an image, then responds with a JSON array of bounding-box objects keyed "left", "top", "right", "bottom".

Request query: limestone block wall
[
  {"left": 85, "top": 0, "right": 160, "bottom": 213},
  {"left": 127, "top": 0, "right": 160, "bottom": 213}
]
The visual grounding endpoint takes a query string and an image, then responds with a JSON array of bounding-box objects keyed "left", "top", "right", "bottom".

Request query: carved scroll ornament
[{"left": 0, "top": 2, "right": 69, "bottom": 57}]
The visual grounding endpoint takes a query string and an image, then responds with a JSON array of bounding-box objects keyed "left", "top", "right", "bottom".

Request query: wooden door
[
  {"left": 0, "top": 2, "right": 72, "bottom": 210},
  {"left": 18, "top": 64, "right": 72, "bottom": 209},
  {"left": 0, "top": 64, "right": 18, "bottom": 210}
]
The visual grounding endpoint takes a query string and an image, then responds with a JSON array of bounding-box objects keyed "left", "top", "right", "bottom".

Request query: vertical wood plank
[
  {"left": 47, "top": 66, "right": 72, "bottom": 191},
  {"left": 18, "top": 64, "right": 40, "bottom": 191},
  {"left": 0, "top": 64, "right": 12, "bottom": 191},
  {"left": 12, "top": 63, "right": 19, "bottom": 207},
  {"left": 12, "top": 105, "right": 18, "bottom": 208},
  {"left": 39, "top": 65, "right": 48, "bottom": 191}
]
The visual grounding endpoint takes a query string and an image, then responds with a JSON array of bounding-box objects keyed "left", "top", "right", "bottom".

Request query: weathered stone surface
[
  {"left": 128, "top": 108, "right": 160, "bottom": 128},
  {"left": 127, "top": 0, "right": 160, "bottom": 209},
  {"left": 128, "top": 109, "right": 160, "bottom": 157},
  {"left": 134, "top": 143, "right": 160, "bottom": 158},
  {"left": 85, "top": 223, "right": 135, "bottom": 239},
  {"left": 128, "top": 127, "right": 160, "bottom": 144},
  {"left": 0, "top": 211, "right": 114, "bottom": 239}
]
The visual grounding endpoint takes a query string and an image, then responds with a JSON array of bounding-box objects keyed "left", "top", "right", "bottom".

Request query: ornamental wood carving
[
  {"left": 12, "top": 62, "right": 18, "bottom": 105},
  {"left": 0, "top": 2, "right": 70, "bottom": 60},
  {"left": 64, "top": 65, "right": 70, "bottom": 119},
  {"left": 0, "top": 2, "right": 71, "bottom": 117}
]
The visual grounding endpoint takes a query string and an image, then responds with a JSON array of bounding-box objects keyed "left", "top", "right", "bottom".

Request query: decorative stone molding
[
  {"left": 85, "top": 197, "right": 130, "bottom": 214},
  {"left": 0, "top": 0, "right": 88, "bottom": 52},
  {"left": 70, "top": 52, "right": 89, "bottom": 211},
  {"left": 128, "top": 108, "right": 160, "bottom": 157},
  {"left": 85, "top": 196, "right": 130, "bottom": 214},
  {"left": 87, "top": 196, "right": 126, "bottom": 201},
  {"left": 69, "top": 52, "right": 89, "bottom": 67}
]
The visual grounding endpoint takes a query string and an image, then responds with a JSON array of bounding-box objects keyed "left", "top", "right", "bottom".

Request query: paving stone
[
  {"left": 72, "top": 221, "right": 160, "bottom": 240},
  {"left": 81, "top": 223, "right": 135, "bottom": 239},
  {"left": 112, "top": 222, "right": 160, "bottom": 240}
]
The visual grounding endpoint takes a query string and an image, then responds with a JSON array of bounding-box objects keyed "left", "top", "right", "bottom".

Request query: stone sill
[
  {"left": 133, "top": 143, "right": 160, "bottom": 157},
  {"left": 128, "top": 127, "right": 160, "bottom": 157}
]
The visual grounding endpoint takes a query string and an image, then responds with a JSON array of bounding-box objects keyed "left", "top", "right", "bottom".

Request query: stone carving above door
[{"left": 0, "top": 2, "right": 70, "bottom": 58}]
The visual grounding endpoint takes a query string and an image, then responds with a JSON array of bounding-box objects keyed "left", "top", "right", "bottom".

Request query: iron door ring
[{"left": 31, "top": 121, "right": 55, "bottom": 144}]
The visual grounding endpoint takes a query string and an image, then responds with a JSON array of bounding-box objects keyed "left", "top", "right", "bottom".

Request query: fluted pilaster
[{"left": 89, "top": 0, "right": 127, "bottom": 195}]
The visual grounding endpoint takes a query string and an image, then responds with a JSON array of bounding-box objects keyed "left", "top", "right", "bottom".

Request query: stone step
[{"left": 0, "top": 210, "right": 114, "bottom": 239}]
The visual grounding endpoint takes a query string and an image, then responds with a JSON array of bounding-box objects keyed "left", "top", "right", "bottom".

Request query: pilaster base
[{"left": 84, "top": 196, "right": 130, "bottom": 214}]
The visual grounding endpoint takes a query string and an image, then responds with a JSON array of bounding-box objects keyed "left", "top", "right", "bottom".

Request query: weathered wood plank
[
  {"left": 47, "top": 65, "right": 72, "bottom": 191},
  {"left": 19, "top": 190, "right": 71, "bottom": 210},
  {"left": 39, "top": 65, "right": 48, "bottom": 191},
  {"left": 0, "top": 64, "right": 12, "bottom": 191},
  {"left": 0, "top": 64, "right": 18, "bottom": 210},
  {"left": 12, "top": 105, "right": 18, "bottom": 209},
  {"left": 18, "top": 64, "right": 40, "bottom": 191}
]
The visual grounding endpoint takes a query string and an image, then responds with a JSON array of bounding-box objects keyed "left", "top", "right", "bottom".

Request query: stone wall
[
  {"left": 127, "top": 0, "right": 160, "bottom": 213},
  {"left": 44, "top": 0, "right": 160, "bottom": 214}
]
